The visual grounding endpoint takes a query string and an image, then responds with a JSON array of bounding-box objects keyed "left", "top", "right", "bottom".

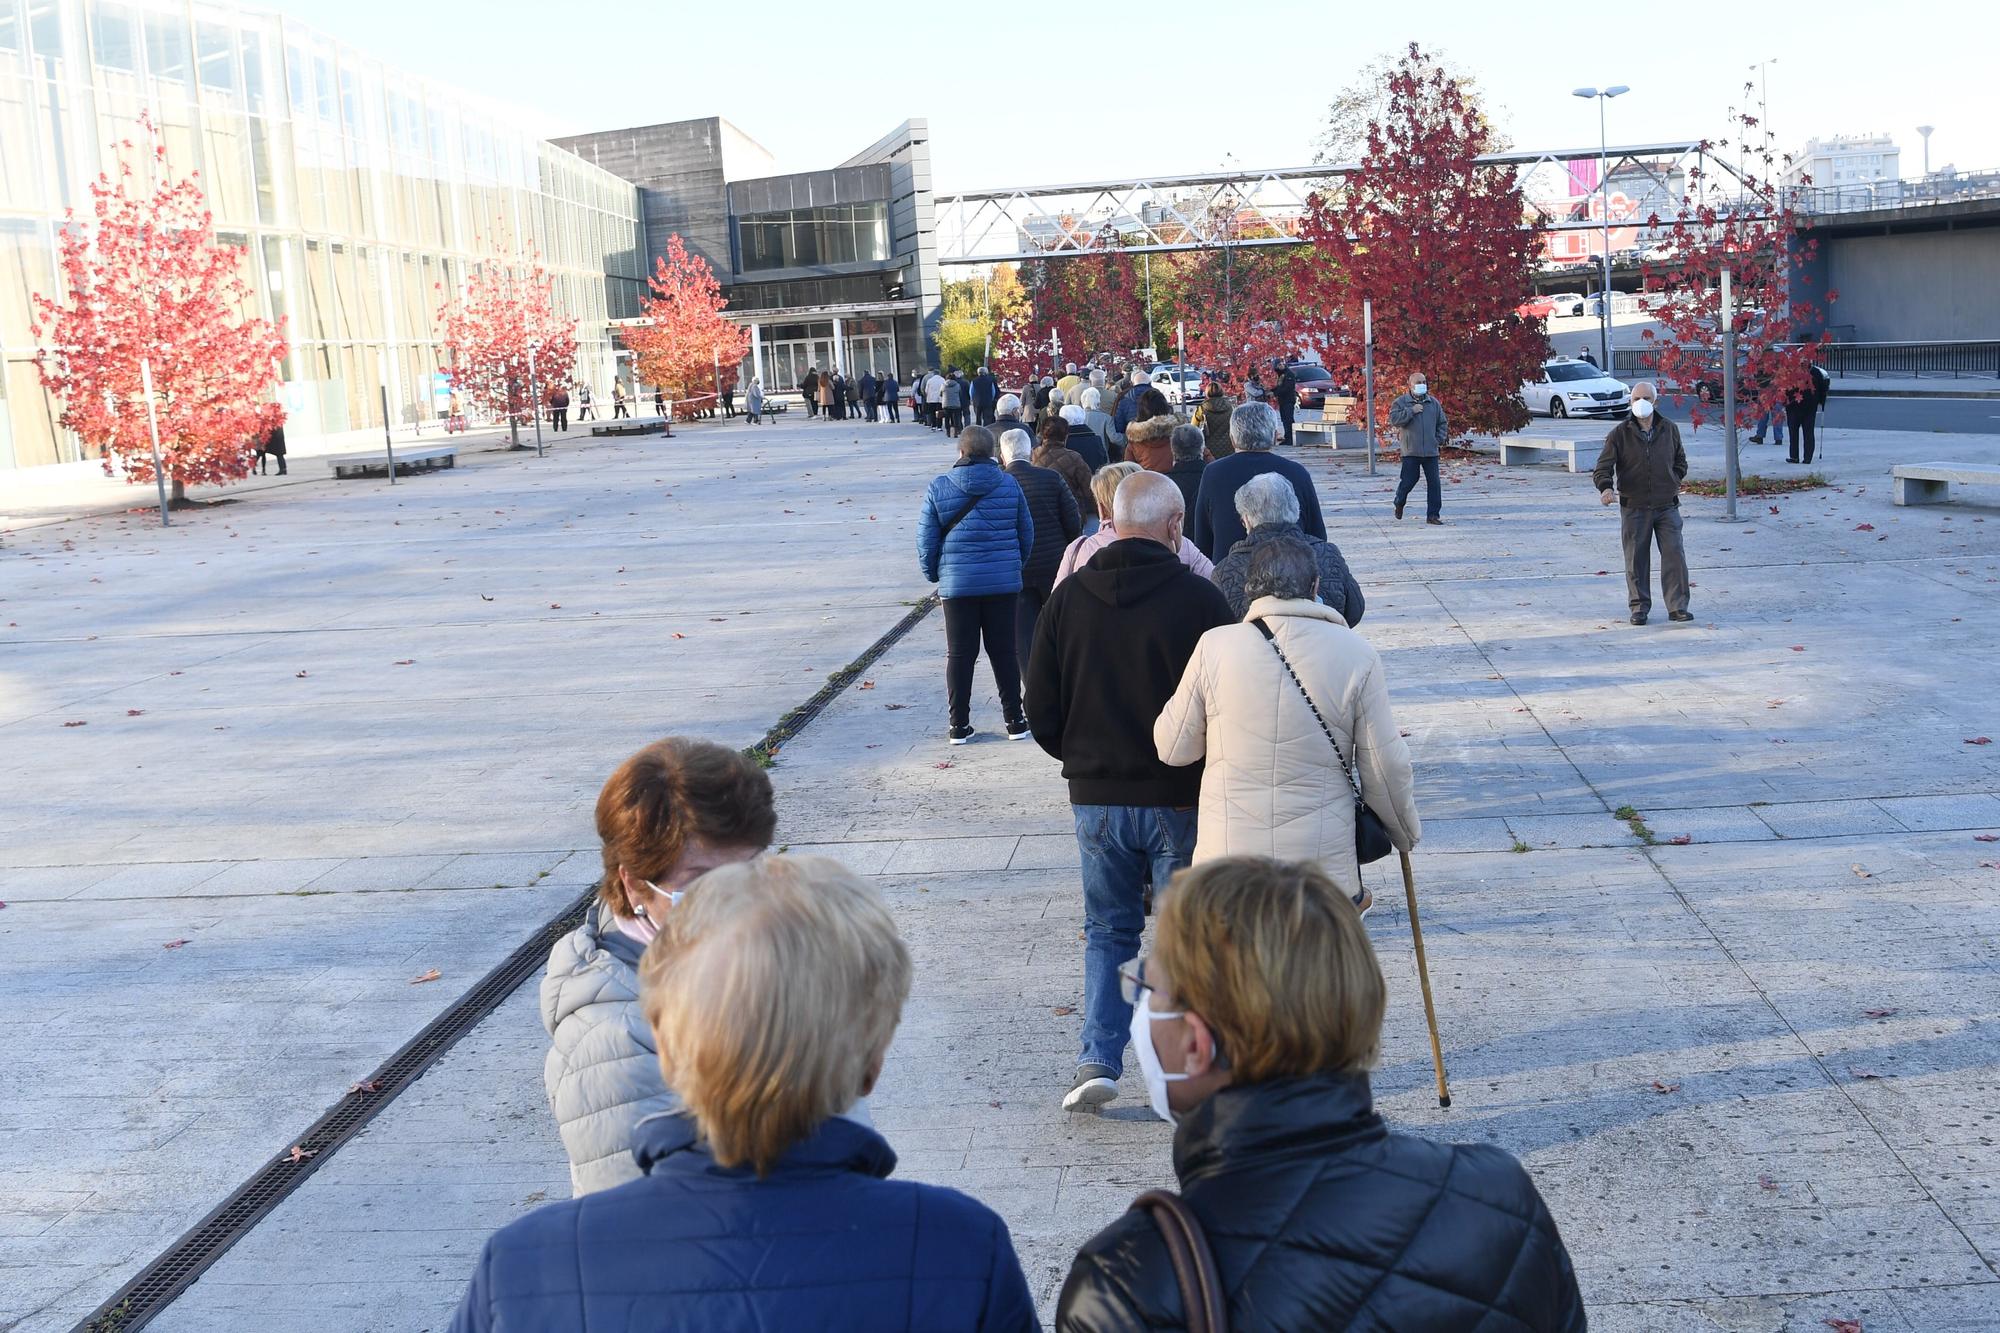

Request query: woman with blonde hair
[
  {"left": 1053, "top": 462, "right": 1214, "bottom": 586},
  {"left": 540, "top": 737, "right": 777, "bottom": 1193},
  {"left": 457, "top": 857, "right": 1037, "bottom": 1332},
  {"left": 1057, "top": 856, "right": 1583, "bottom": 1331}
]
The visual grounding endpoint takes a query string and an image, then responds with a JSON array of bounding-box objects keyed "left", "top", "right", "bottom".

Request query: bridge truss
[{"left": 935, "top": 140, "right": 1740, "bottom": 267}]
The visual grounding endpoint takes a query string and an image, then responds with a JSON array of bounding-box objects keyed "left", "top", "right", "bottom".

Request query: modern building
[
  {"left": 0, "top": 0, "right": 645, "bottom": 470},
  {"left": 554, "top": 116, "right": 943, "bottom": 397},
  {"left": 1784, "top": 134, "right": 1902, "bottom": 201}
]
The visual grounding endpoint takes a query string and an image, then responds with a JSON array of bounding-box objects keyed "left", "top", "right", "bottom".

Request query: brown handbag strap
[{"left": 1131, "top": 1189, "right": 1227, "bottom": 1333}]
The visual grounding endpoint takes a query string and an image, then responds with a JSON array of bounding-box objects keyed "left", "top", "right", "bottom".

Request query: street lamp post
[
  {"left": 527, "top": 340, "right": 543, "bottom": 457},
  {"left": 1573, "top": 85, "right": 1629, "bottom": 372},
  {"left": 1917, "top": 125, "right": 1934, "bottom": 176}
]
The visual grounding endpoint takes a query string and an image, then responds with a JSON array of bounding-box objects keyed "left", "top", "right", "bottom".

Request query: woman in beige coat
[{"left": 1155, "top": 537, "right": 1419, "bottom": 910}]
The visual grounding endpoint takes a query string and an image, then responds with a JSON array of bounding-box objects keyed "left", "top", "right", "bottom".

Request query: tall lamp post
[
  {"left": 1916, "top": 124, "right": 1934, "bottom": 176},
  {"left": 1572, "top": 85, "right": 1629, "bottom": 372}
]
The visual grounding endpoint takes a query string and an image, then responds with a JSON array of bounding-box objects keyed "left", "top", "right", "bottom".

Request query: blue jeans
[
  {"left": 1073, "top": 804, "right": 1197, "bottom": 1075},
  {"left": 1395, "top": 455, "right": 1441, "bottom": 519}
]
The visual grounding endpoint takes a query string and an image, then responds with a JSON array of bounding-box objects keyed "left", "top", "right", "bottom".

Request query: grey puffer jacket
[
  {"left": 541, "top": 902, "right": 671, "bottom": 1195},
  {"left": 1389, "top": 392, "right": 1448, "bottom": 457}
]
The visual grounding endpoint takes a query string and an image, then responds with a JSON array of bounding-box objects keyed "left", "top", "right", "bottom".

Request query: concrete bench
[
  {"left": 1500, "top": 436, "right": 1590, "bottom": 473},
  {"left": 1293, "top": 418, "right": 1370, "bottom": 450},
  {"left": 326, "top": 444, "right": 458, "bottom": 479},
  {"left": 1892, "top": 462, "right": 2000, "bottom": 506},
  {"left": 589, "top": 416, "right": 671, "bottom": 437}
]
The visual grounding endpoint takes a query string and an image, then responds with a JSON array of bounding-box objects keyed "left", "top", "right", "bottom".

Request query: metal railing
[
  {"left": 1610, "top": 341, "right": 2000, "bottom": 383},
  {"left": 1789, "top": 168, "right": 2000, "bottom": 217}
]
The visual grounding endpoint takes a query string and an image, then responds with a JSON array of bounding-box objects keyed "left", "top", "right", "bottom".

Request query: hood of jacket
[
  {"left": 1125, "top": 414, "right": 1182, "bottom": 446},
  {"left": 634, "top": 1108, "right": 898, "bottom": 1183},
  {"left": 939, "top": 455, "right": 1008, "bottom": 500},
  {"left": 1071, "top": 536, "right": 1187, "bottom": 609},
  {"left": 542, "top": 901, "right": 641, "bottom": 1030}
]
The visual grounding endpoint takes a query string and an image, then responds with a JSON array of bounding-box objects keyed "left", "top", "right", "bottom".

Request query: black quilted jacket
[{"left": 1056, "top": 1073, "right": 1586, "bottom": 1333}]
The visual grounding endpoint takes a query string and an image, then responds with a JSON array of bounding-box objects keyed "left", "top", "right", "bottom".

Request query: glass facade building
[{"left": 0, "top": 0, "right": 645, "bottom": 469}]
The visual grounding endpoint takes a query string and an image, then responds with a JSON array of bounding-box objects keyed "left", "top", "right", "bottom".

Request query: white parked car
[
  {"left": 1520, "top": 358, "right": 1631, "bottom": 419},
  {"left": 1147, "top": 364, "right": 1204, "bottom": 407}
]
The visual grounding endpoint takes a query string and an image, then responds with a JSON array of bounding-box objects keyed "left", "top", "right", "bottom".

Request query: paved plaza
[{"left": 3, "top": 408, "right": 1999, "bottom": 1331}]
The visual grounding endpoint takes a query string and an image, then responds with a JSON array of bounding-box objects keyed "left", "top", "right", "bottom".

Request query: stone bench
[
  {"left": 589, "top": 416, "right": 671, "bottom": 437},
  {"left": 1500, "top": 436, "right": 1590, "bottom": 473},
  {"left": 1892, "top": 462, "right": 2000, "bottom": 506},
  {"left": 325, "top": 444, "right": 458, "bottom": 480}
]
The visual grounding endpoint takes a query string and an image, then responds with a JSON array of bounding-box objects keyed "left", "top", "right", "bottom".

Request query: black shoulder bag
[{"left": 1252, "top": 619, "right": 1395, "bottom": 864}]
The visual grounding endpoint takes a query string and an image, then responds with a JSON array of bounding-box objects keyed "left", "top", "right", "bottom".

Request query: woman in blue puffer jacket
[{"left": 917, "top": 425, "right": 1034, "bottom": 746}]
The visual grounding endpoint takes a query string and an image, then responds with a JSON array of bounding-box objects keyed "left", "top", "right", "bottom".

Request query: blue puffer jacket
[
  {"left": 918, "top": 458, "right": 1033, "bottom": 599},
  {"left": 452, "top": 1112, "right": 1040, "bottom": 1333}
]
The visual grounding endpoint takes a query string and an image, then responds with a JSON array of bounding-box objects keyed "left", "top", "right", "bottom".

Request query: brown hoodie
[{"left": 1123, "top": 414, "right": 1182, "bottom": 474}]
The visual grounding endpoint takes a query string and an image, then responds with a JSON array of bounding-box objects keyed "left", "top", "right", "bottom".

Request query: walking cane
[{"left": 1399, "top": 848, "right": 1451, "bottom": 1108}]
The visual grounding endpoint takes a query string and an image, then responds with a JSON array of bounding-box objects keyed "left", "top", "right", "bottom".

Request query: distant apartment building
[{"left": 1784, "top": 134, "right": 1901, "bottom": 190}]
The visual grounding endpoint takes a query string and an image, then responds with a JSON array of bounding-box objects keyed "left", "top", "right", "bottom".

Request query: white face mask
[
  {"left": 1411, "top": 383, "right": 1428, "bottom": 397},
  {"left": 1632, "top": 398, "right": 1655, "bottom": 420},
  {"left": 626, "top": 879, "right": 684, "bottom": 944},
  {"left": 1129, "top": 989, "right": 1191, "bottom": 1124}
]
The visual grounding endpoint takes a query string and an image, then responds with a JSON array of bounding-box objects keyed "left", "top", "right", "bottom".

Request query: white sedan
[
  {"left": 1147, "top": 364, "right": 1204, "bottom": 407},
  {"left": 1521, "top": 358, "right": 1631, "bottom": 419}
]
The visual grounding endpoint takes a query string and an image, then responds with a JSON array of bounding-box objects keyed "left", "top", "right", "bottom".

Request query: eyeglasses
[{"left": 1118, "top": 958, "right": 1158, "bottom": 1007}]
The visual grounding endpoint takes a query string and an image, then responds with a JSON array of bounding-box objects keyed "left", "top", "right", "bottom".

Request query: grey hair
[
  {"left": 957, "top": 425, "right": 997, "bottom": 460},
  {"left": 1049, "top": 388, "right": 1066, "bottom": 407},
  {"left": 1112, "top": 470, "right": 1185, "bottom": 535},
  {"left": 1090, "top": 369, "right": 1106, "bottom": 384},
  {"left": 1230, "top": 400, "right": 1281, "bottom": 452},
  {"left": 1060, "top": 404, "right": 1086, "bottom": 425},
  {"left": 1234, "top": 472, "right": 1300, "bottom": 527},
  {"left": 996, "top": 392, "right": 1021, "bottom": 416},
  {"left": 998, "top": 428, "right": 1034, "bottom": 464},
  {"left": 1080, "top": 387, "right": 1102, "bottom": 410},
  {"left": 1631, "top": 380, "right": 1658, "bottom": 399},
  {"left": 1242, "top": 536, "right": 1318, "bottom": 603},
  {"left": 1170, "top": 424, "right": 1205, "bottom": 463}
]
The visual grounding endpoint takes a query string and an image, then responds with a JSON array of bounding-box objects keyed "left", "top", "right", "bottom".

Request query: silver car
[{"left": 1521, "top": 358, "right": 1631, "bottom": 419}]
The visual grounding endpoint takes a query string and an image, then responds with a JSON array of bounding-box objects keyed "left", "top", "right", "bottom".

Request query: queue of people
[{"left": 439, "top": 378, "right": 1604, "bottom": 1332}]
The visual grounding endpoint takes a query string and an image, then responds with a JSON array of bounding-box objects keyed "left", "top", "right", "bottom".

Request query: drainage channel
[{"left": 75, "top": 593, "right": 940, "bottom": 1333}]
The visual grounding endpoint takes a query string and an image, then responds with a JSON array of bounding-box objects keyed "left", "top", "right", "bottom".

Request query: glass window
[
  {"left": 284, "top": 38, "right": 306, "bottom": 110},
  {"left": 91, "top": 1, "right": 138, "bottom": 72},
  {"left": 26, "top": 0, "right": 59, "bottom": 60},
  {"left": 144, "top": 10, "right": 188, "bottom": 90},
  {"left": 736, "top": 202, "right": 891, "bottom": 272},
  {"left": 0, "top": 71, "right": 40, "bottom": 211},
  {"left": 312, "top": 51, "right": 333, "bottom": 121},
  {"left": 238, "top": 25, "right": 268, "bottom": 112},
  {"left": 195, "top": 19, "right": 233, "bottom": 93},
  {"left": 0, "top": 2, "right": 20, "bottom": 54},
  {"left": 0, "top": 216, "right": 53, "bottom": 346}
]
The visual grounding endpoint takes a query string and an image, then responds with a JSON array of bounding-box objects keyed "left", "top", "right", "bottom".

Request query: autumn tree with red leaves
[
  {"left": 621, "top": 235, "right": 750, "bottom": 420},
  {"left": 1300, "top": 44, "right": 1545, "bottom": 439},
  {"left": 1640, "top": 105, "right": 1833, "bottom": 429},
  {"left": 436, "top": 244, "right": 576, "bottom": 449},
  {"left": 32, "top": 117, "right": 286, "bottom": 502},
  {"left": 996, "top": 252, "right": 1147, "bottom": 386}
]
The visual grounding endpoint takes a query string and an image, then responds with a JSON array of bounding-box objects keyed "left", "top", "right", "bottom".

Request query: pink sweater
[{"left": 1053, "top": 526, "right": 1216, "bottom": 587}]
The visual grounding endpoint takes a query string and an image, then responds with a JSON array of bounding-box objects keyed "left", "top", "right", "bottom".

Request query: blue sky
[{"left": 273, "top": 0, "right": 1991, "bottom": 191}]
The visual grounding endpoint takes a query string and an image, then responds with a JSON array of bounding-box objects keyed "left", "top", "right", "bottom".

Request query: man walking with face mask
[
  {"left": 1593, "top": 381, "right": 1691, "bottom": 625},
  {"left": 1389, "top": 371, "right": 1448, "bottom": 524}
]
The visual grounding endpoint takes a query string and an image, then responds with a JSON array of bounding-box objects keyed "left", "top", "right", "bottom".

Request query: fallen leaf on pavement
[
  {"left": 932, "top": 762, "right": 953, "bottom": 770},
  {"left": 1847, "top": 1067, "right": 1885, "bottom": 1080},
  {"left": 1851, "top": 864, "right": 1871, "bottom": 878},
  {"left": 62, "top": 720, "right": 87, "bottom": 727},
  {"left": 1975, "top": 834, "right": 1998, "bottom": 842},
  {"left": 409, "top": 969, "right": 441, "bottom": 985},
  {"left": 294, "top": 670, "right": 308, "bottom": 678},
  {"left": 126, "top": 709, "right": 144, "bottom": 716},
  {"left": 163, "top": 938, "right": 189, "bottom": 949},
  {"left": 859, "top": 681, "right": 876, "bottom": 689},
  {"left": 393, "top": 659, "right": 415, "bottom": 666},
  {"left": 286, "top": 1145, "right": 317, "bottom": 1164},
  {"left": 480, "top": 594, "right": 494, "bottom": 601},
  {"left": 1649, "top": 1080, "right": 1680, "bottom": 1094},
  {"left": 1863, "top": 1008, "right": 1897, "bottom": 1019},
  {"left": 1053, "top": 1006, "right": 1075, "bottom": 1016},
  {"left": 884, "top": 703, "right": 909, "bottom": 711},
  {"left": 1965, "top": 737, "right": 1992, "bottom": 745},
  {"left": 1789, "top": 646, "right": 1805, "bottom": 652},
  {"left": 350, "top": 1079, "right": 382, "bottom": 1093},
  {"left": 1667, "top": 835, "right": 1692, "bottom": 845},
  {"left": 671, "top": 633, "right": 685, "bottom": 640},
  {"left": 1757, "top": 1174, "right": 1778, "bottom": 1191},
  {"left": 1854, "top": 523, "right": 1874, "bottom": 531},
  {"left": 548, "top": 603, "right": 561, "bottom": 609},
  {"left": 1823, "top": 1319, "right": 1862, "bottom": 1333}
]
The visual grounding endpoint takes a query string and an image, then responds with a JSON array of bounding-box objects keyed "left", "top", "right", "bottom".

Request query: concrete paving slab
[{"left": 1753, "top": 797, "right": 1912, "bottom": 839}]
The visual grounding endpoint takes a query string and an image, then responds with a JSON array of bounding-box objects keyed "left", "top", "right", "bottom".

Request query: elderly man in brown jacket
[{"left": 1592, "top": 381, "right": 1691, "bottom": 626}]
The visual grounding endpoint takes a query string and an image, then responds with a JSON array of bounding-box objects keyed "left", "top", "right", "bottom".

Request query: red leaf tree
[
  {"left": 436, "top": 243, "right": 577, "bottom": 449},
  {"left": 31, "top": 117, "right": 286, "bottom": 501},
  {"left": 621, "top": 235, "right": 750, "bottom": 420},
  {"left": 996, "top": 252, "right": 1147, "bottom": 386},
  {"left": 1300, "top": 44, "right": 1546, "bottom": 439},
  {"left": 1639, "top": 105, "right": 1833, "bottom": 430}
]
